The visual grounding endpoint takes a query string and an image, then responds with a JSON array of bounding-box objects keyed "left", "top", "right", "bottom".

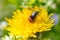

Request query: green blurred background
[{"left": 0, "top": 0, "right": 60, "bottom": 40}]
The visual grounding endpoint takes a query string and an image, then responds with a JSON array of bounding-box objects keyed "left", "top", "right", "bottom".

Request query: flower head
[
  {"left": 51, "top": 13, "right": 59, "bottom": 25},
  {"left": 5, "top": 6, "right": 54, "bottom": 40}
]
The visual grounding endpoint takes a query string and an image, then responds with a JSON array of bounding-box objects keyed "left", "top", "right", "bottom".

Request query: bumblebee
[{"left": 28, "top": 11, "right": 39, "bottom": 22}]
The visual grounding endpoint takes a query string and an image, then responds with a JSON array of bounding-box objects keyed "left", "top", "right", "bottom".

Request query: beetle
[{"left": 28, "top": 11, "right": 39, "bottom": 22}]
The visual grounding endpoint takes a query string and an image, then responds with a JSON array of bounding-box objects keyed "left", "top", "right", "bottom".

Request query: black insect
[{"left": 28, "top": 11, "right": 39, "bottom": 22}]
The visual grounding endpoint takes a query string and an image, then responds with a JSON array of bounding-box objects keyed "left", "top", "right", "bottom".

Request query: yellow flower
[{"left": 5, "top": 6, "right": 54, "bottom": 40}]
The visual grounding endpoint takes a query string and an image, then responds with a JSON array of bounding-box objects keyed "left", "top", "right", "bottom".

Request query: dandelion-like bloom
[{"left": 5, "top": 6, "right": 54, "bottom": 40}]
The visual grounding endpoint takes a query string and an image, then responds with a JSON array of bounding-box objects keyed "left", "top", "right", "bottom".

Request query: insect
[{"left": 28, "top": 11, "right": 39, "bottom": 22}]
